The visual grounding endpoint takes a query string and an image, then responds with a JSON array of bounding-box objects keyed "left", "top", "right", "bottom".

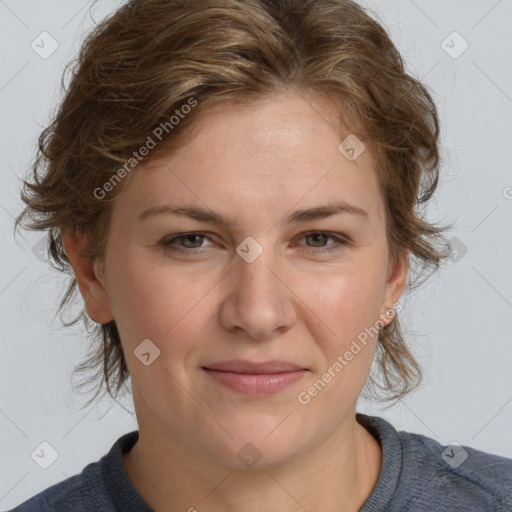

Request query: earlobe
[{"left": 62, "top": 229, "right": 114, "bottom": 325}]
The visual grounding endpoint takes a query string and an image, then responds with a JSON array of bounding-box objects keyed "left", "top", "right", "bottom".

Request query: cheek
[
  {"left": 104, "top": 248, "right": 217, "bottom": 348},
  {"left": 301, "top": 264, "right": 385, "bottom": 394},
  {"left": 293, "top": 271, "right": 382, "bottom": 417},
  {"left": 309, "top": 265, "right": 386, "bottom": 341}
]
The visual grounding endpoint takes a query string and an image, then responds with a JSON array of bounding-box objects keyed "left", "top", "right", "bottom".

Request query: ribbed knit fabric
[{"left": 11, "top": 414, "right": 512, "bottom": 511}]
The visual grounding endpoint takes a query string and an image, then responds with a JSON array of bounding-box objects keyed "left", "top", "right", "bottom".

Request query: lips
[
  {"left": 202, "top": 359, "right": 306, "bottom": 374},
  {"left": 201, "top": 359, "right": 308, "bottom": 395}
]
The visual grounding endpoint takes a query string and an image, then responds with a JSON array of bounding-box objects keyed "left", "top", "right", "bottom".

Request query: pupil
[
  {"left": 184, "top": 234, "right": 202, "bottom": 248},
  {"left": 310, "top": 233, "right": 326, "bottom": 246}
]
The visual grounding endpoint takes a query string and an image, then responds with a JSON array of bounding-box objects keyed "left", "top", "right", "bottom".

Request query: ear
[
  {"left": 62, "top": 228, "right": 114, "bottom": 324},
  {"left": 379, "top": 249, "right": 409, "bottom": 327}
]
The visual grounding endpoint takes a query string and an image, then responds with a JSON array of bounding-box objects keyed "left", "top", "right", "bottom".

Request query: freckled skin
[{"left": 65, "top": 91, "right": 409, "bottom": 512}]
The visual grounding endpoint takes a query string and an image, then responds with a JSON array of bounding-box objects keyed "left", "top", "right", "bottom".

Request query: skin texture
[{"left": 64, "top": 90, "right": 409, "bottom": 512}]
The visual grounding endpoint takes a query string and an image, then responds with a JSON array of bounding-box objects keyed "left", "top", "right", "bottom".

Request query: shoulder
[
  {"left": 9, "top": 431, "right": 140, "bottom": 512},
  {"left": 398, "top": 427, "right": 512, "bottom": 510},
  {"left": 358, "top": 414, "right": 512, "bottom": 512},
  {"left": 9, "top": 461, "right": 111, "bottom": 511}
]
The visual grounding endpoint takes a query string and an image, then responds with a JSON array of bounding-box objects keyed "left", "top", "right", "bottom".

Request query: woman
[{"left": 13, "top": 0, "right": 512, "bottom": 510}]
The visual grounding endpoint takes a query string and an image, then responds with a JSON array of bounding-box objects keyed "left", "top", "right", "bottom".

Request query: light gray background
[{"left": 1, "top": 0, "right": 511, "bottom": 509}]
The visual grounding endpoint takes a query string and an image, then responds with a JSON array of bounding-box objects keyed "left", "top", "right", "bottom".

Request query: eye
[
  {"left": 159, "top": 230, "right": 350, "bottom": 256},
  {"left": 160, "top": 233, "right": 215, "bottom": 253},
  {"left": 295, "top": 231, "right": 349, "bottom": 252}
]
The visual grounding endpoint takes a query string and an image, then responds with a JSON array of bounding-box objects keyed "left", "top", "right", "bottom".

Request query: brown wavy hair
[{"left": 15, "top": 0, "right": 453, "bottom": 408}]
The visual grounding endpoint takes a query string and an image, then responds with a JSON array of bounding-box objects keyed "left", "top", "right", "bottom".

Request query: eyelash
[{"left": 160, "top": 231, "right": 350, "bottom": 255}]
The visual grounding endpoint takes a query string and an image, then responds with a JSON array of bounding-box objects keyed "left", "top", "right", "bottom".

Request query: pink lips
[{"left": 202, "top": 359, "right": 308, "bottom": 396}]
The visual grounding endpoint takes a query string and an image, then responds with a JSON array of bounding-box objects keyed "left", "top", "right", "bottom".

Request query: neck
[{"left": 122, "top": 413, "right": 382, "bottom": 512}]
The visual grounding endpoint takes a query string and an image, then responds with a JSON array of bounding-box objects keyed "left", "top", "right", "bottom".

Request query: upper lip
[{"left": 203, "top": 359, "right": 306, "bottom": 374}]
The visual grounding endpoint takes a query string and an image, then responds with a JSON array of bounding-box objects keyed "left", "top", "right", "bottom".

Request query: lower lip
[{"left": 203, "top": 369, "right": 307, "bottom": 395}]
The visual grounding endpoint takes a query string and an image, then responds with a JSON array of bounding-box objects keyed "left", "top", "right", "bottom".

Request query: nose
[{"left": 219, "top": 247, "right": 297, "bottom": 340}]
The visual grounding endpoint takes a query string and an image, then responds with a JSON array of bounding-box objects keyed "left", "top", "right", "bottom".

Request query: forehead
[{"left": 112, "top": 91, "right": 385, "bottom": 229}]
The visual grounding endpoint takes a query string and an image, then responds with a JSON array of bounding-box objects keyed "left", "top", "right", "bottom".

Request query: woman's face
[{"left": 87, "top": 91, "right": 408, "bottom": 467}]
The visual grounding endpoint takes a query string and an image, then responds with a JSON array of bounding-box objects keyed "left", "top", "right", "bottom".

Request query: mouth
[{"left": 201, "top": 359, "right": 308, "bottom": 396}]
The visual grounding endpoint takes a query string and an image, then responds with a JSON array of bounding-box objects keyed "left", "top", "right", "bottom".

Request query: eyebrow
[{"left": 138, "top": 201, "right": 368, "bottom": 228}]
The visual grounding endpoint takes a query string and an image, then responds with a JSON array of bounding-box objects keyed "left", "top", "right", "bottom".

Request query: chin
[{"left": 203, "top": 415, "right": 309, "bottom": 470}]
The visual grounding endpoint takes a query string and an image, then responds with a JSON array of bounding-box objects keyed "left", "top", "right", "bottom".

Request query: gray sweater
[{"left": 10, "top": 414, "right": 512, "bottom": 511}]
